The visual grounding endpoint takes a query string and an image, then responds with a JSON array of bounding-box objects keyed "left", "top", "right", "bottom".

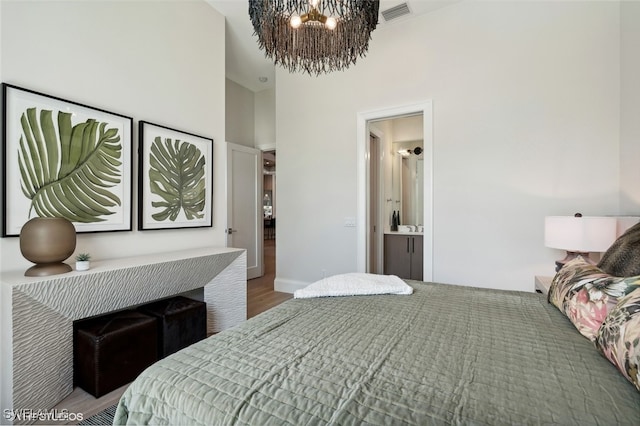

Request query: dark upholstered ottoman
[
  {"left": 138, "top": 296, "right": 206, "bottom": 358},
  {"left": 74, "top": 310, "right": 158, "bottom": 398}
]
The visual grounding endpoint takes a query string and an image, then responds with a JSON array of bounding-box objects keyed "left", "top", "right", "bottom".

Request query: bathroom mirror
[{"left": 391, "top": 140, "right": 424, "bottom": 228}]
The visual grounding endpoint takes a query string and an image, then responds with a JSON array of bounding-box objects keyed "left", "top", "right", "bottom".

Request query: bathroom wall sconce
[{"left": 397, "top": 147, "right": 423, "bottom": 157}]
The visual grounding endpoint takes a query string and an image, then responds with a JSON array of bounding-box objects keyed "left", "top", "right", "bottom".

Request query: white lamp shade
[
  {"left": 544, "top": 216, "right": 617, "bottom": 253},
  {"left": 615, "top": 216, "right": 640, "bottom": 237}
]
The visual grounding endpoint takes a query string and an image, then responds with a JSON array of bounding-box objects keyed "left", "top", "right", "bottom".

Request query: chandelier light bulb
[
  {"left": 310, "top": 0, "right": 320, "bottom": 8},
  {"left": 290, "top": 15, "right": 302, "bottom": 28},
  {"left": 325, "top": 16, "right": 337, "bottom": 30}
]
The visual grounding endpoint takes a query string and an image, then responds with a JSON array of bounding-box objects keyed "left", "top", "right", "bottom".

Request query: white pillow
[{"left": 294, "top": 272, "right": 413, "bottom": 299}]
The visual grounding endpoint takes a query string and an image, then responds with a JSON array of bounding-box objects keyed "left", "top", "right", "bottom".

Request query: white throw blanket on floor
[{"left": 294, "top": 273, "right": 413, "bottom": 299}]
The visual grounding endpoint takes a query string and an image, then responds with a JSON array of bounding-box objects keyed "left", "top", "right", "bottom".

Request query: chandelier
[{"left": 248, "top": 0, "right": 380, "bottom": 75}]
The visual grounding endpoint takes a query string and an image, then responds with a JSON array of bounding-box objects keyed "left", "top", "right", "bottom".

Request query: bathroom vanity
[{"left": 384, "top": 231, "right": 423, "bottom": 280}]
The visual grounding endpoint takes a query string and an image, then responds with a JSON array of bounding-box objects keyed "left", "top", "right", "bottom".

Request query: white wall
[
  {"left": 255, "top": 87, "right": 276, "bottom": 149},
  {"left": 275, "top": 1, "right": 623, "bottom": 292},
  {"left": 0, "top": 2, "right": 226, "bottom": 273},
  {"left": 392, "top": 115, "right": 423, "bottom": 143},
  {"left": 226, "top": 78, "right": 255, "bottom": 146},
  {"left": 225, "top": 83, "right": 275, "bottom": 150},
  {"left": 620, "top": 1, "right": 640, "bottom": 213},
  {"left": 1, "top": 0, "right": 225, "bottom": 412}
]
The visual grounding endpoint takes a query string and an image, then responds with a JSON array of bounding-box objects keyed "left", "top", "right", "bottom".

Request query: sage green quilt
[{"left": 114, "top": 281, "right": 639, "bottom": 425}]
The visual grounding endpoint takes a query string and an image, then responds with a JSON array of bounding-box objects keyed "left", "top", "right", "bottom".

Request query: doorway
[
  {"left": 356, "top": 101, "right": 434, "bottom": 281},
  {"left": 262, "top": 150, "right": 276, "bottom": 288},
  {"left": 246, "top": 149, "right": 290, "bottom": 318},
  {"left": 263, "top": 150, "right": 276, "bottom": 241}
]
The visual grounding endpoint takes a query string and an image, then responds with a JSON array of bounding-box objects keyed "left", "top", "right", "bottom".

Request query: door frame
[{"left": 356, "top": 100, "right": 434, "bottom": 281}]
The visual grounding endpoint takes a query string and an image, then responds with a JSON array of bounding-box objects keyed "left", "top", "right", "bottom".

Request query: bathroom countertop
[{"left": 384, "top": 231, "right": 424, "bottom": 236}]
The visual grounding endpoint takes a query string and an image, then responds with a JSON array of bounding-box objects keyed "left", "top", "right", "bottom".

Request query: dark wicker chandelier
[{"left": 249, "top": 0, "right": 380, "bottom": 75}]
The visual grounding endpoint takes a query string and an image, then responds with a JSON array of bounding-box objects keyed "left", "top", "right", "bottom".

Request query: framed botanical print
[
  {"left": 2, "top": 83, "right": 133, "bottom": 236},
  {"left": 138, "top": 121, "right": 213, "bottom": 230}
]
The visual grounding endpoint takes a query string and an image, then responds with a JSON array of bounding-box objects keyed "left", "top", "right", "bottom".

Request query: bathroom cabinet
[{"left": 384, "top": 234, "right": 423, "bottom": 280}]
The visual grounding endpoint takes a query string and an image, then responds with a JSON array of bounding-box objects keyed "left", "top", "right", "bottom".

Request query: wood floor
[
  {"left": 247, "top": 238, "right": 292, "bottom": 318},
  {"left": 53, "top": 238, "right": 290, "bottom": 424}
]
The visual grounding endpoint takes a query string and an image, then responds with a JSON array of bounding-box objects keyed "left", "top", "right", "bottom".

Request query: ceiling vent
[{"left": 381, "top": 2, "right": 412, "bottom": 22}]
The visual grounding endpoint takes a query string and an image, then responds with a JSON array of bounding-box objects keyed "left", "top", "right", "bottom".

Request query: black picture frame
[
  {"left": 138, "top": 121, "right": 213, "bottom": 230},
  {"left": 2, "top": 83, "right": 133, "bottom": 236}
]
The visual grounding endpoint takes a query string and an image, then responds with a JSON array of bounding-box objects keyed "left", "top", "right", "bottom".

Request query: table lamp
[{"left": 544, "top": 213, "right": 617, "bottom": 272}]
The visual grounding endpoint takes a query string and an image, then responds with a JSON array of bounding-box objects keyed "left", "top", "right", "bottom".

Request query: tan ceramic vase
[{"left": 19, "top": 217, "right": 76, "bottom": 276}]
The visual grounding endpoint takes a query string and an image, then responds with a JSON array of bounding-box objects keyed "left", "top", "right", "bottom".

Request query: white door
[{"left": 226, "top": 142, "right": 263, "bottom": 279}]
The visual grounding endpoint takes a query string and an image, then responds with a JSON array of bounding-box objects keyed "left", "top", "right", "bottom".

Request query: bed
[{"left": 113, "top": 279, "right": 639, "bottom": 425}]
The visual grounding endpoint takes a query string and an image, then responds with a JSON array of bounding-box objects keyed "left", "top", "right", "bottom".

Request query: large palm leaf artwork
[
  {"left": 148, "top": 137, "right": 206, "bottom": 222},
  {"left": 18, "top": 108, "right": 123, "bottom": 222}
]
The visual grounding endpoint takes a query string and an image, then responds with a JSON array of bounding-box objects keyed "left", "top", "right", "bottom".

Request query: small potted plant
[{"left": 75, "top": 253, "right": 91, "bottom": 271}]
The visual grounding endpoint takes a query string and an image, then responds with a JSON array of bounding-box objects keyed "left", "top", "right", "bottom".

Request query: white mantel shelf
[{"left": 0, "top": 246, "right": 247, "bottom": 423}]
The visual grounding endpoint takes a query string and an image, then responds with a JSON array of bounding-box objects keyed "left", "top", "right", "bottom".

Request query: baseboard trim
[{"left": 274, "top": 277, "right": 308, "bottom": 294}]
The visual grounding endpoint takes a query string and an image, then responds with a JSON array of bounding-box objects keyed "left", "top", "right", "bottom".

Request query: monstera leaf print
[
  {"left": 18, "top": 108, "right": 122, "bottom": 222},
  {"left": 148, "top": 137, "right": 206, "bottom": 222}
]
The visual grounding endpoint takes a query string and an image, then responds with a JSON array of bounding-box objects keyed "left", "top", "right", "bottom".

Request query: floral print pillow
[
  {"left": 547, "top": 256, "right": 640, "bottom": 341},
  {"left": 595, "top": 289, "right": 640, "bottom": 392}
]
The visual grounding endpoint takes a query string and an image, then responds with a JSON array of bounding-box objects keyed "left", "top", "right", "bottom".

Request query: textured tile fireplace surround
[{"left": 0, "top": 247, "right": 246, "bottom": 422}]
